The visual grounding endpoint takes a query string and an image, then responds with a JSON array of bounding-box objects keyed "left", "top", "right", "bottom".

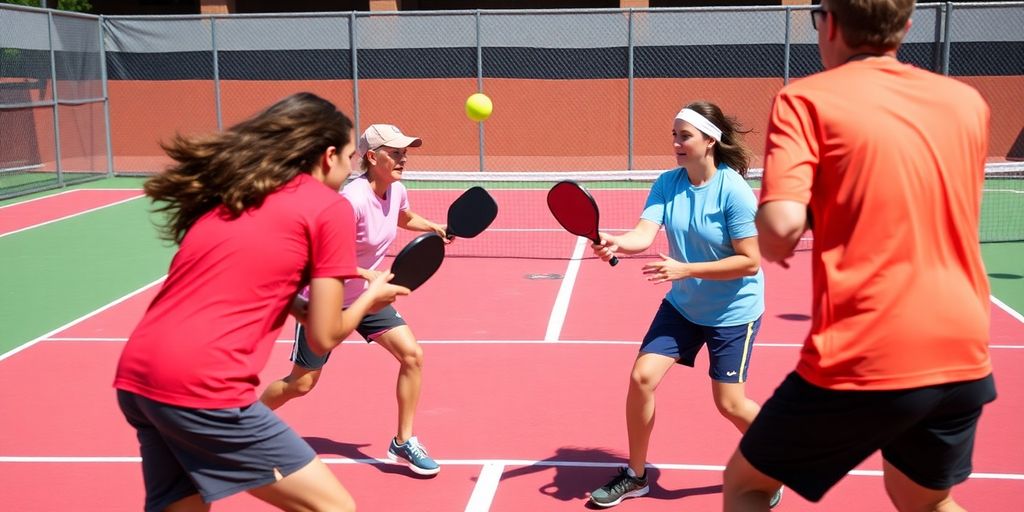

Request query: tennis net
[{"left": 387, "top": 162, "right": 1023, "bottom": 259}]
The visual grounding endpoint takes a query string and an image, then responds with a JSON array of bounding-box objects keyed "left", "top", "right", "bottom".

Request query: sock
[{"left": 626, "top": 467, "right": 645, "bottom": 479}]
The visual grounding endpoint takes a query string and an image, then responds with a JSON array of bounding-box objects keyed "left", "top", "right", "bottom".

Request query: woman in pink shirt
[
  {"left": 261, "top": 124, "right": 448, "bottom": 476},
  {"left": 115, "top": 94, "right": 408, "bottom": 512}
]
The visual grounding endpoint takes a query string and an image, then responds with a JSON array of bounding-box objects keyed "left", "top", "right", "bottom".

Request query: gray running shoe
[{"left": 589, "top": 467, "right": 649, "bottom": 508}]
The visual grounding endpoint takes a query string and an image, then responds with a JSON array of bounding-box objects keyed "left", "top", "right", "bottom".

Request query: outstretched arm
[
  {"left": 591, "top": 219, "right": 660, "bottom": 262},
  {"left": 399, "top": 209, "right": 447, "bottom": 239}
]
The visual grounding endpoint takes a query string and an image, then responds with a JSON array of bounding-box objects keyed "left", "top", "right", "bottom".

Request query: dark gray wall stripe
[{"left": 5, "top": 43, "right": 1020, "bottom": 81}]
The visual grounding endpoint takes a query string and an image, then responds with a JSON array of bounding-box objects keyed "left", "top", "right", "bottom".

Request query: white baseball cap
[{"left": 357, "top": 124, "right": 422, "bottom": 156}]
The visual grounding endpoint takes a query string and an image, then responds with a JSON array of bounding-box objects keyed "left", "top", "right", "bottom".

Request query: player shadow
[
  {"left": 989, "top": 272, "right": 1022, "bottom": 280},
  {"left": 777, "top": 313, "right": 811, "bottom": 321},
  {"left": 304, "top": 436, "right": 437, "bottom": 479},
  {"left": 495, "top": 446, "right": 722, "bottom": 507}
]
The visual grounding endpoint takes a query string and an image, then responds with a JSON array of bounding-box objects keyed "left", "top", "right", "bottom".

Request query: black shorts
[
  {"left": 291, "top": 304, "right": 406, "bottom": 370},
  {"left": 739, "top": 371, "right": 996, "bottom": 502}
]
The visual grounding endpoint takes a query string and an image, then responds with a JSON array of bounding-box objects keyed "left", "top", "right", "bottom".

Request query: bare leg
[
  {"left": 373, "top": 326, "right": 422, "bottom": 443},
  {"left": 883, "top": 460, "right": 965, "bottom": 512},
  {"left": 723, "top": 449, "right": 782, "bottom": 512},
  {"left": 259, "top": 366, "right": 322, "bottom": 411},
  {"left": 247, "top": 458, "right": 355, "bottom": 512},
  {"left": 711, "top": 380, "right": 761, "bottom": 433},
  {"left": 625, "top": 353, "right": 676, "bottom": 477}
]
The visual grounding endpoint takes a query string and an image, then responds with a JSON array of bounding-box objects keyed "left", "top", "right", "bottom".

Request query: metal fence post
[
  {"left": 99, "top": 16, "right": 114, "bottom": 176},
  {"left": 627, "top": 8, "right": 635, "bottom": 171},
  {"left": 47, "top": 10, "right": 64, "bottom": 186},
  {"left": 212, "top": 16, "right": 222, "bottom": 131},
  {"left": 932, "top": 4, "right": 944, "bottom": 73},
  {"left": 476, "top": 10, "right": 484, "bottom": 173},
  {"left": 942, "top": 2, "right": 953, "bottom": 76},
  {"left": 351, "top": 11, "right": 360, "bottom": 134},
  {"left": 783, "top": 7, "right": 792, "bottom": 85}
]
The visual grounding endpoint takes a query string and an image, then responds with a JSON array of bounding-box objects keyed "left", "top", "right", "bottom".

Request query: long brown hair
[
  {"left": 145, "top": 92, "right": 353, "bottom": 244},
  {"left": 684, "top": 100, "right": 754, "bottom": 178}
]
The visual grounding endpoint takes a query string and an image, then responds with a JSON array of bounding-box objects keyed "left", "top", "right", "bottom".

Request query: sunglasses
[
  {"left": 810, "top": 7, "right": 829, "bottom": 31},
  {"left": 375, "top": 147, "right": 408, "bottom": 160}
]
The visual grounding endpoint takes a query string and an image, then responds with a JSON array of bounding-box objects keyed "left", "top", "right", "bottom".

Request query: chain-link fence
[
  {"left": 2, "top": 3, "right": 1022, "bottom": 199},
  {"left": 0, "top": 7, "right": 107, "bottom": 197}
]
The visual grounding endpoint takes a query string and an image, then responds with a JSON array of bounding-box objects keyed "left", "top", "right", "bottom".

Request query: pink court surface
[{"left": 1, "top": 189, "right": 1023, "bottom": 511}]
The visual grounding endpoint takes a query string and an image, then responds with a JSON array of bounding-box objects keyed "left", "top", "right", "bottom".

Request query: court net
[{"left": 388, "top": 163, "right": 1024, "bottom": 259}]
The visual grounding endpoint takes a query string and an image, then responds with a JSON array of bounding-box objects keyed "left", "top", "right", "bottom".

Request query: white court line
[
  {"left": 465, "top": 462, "right": 506, "bottom": 512},
  {"left": 2, "top": 456, "right": 1022, "bottom": 482},
  {"left": 0, "top": 193, "right": 144, "bottom": 239},
  {"left": 0, "top": 188, "right": 82, "bottom": 209},
  {"left": 992, "top": 295, "right": 1024, "bottom": 324},
  {"left": 544, "top": 237, "right": 588, "bottom": 342},
  {"left": 0, "top": 277, "right": 165, "bottom": 362}
]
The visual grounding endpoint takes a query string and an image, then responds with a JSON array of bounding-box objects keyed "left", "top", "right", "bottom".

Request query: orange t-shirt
[{"left": 760, "top": 57, "right": 992, "bottom": 390}]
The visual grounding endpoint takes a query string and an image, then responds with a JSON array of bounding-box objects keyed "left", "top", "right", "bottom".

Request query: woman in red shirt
[{"left": 114, "top": 92, "right": 408, "bottom": 512}]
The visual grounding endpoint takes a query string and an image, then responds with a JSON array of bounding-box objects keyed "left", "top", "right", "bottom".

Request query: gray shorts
[
  {"left": 116, "top": 390, "right": 317, "bottom": 511},
  {"left": 291, "top": 304, "right": 407, "bottom": 370}
]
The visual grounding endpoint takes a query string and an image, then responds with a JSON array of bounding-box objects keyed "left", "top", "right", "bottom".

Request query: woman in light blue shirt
[{"left": 587, "top": 101, "right": 779, "bottom": 509}]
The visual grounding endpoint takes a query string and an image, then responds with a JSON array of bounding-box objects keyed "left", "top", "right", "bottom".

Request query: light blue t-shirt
[{"left": 641, "top": 164, "right": 764, "bottom": 326}]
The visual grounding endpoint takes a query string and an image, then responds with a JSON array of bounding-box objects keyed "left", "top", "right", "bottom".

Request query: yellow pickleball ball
[{"left": 465, "top": 93, "right": 493, "bottom": 122}]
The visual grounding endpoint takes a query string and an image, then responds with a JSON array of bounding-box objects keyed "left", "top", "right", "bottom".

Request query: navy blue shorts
[
  {"left": 117, "top": 390, "right": 317, "bottom": 511},
  {"left": 291, "top": 304, "right": 406, "bottom": 370},
  {"left": 640, "top": 299, "right": 761, "bottom": 383},
  {"left": 739, "top": 372, "right": 997, "bottom": 502}
]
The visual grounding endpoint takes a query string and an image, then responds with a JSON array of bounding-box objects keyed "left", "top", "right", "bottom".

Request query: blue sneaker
[{"left": 387, "top": 436, "right": 440, "bottom": 475}]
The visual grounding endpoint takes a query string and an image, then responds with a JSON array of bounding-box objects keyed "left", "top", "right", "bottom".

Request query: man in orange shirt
[{"left": 722, "top": 0, "right": 997, "bottom": 510}]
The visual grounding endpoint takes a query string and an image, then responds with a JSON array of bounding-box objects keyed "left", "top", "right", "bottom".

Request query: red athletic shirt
[{"left": 114, "top": 173, "right": 358, "bottom": 408}]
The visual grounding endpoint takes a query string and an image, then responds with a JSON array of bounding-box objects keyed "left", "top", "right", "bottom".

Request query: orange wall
[{"left": 93, "top": 75, "right": 1024, "bottom": 173}]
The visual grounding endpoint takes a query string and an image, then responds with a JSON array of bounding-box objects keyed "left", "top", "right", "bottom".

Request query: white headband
[{"left": 675, "top": 108, "right": 722, "bottom": 142}]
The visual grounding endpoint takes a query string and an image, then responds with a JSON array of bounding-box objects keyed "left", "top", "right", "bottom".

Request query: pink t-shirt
[
  {"left": 340, "top": 176, "right": 409, "bottom": 307},
  {"left": 114, "top": 173, "right": 359, "bottom": 408}
]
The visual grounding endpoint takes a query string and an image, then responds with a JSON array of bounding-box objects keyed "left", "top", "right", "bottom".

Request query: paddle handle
[{"left": 590, "top": 235, "right": 618, "bottom": 267}]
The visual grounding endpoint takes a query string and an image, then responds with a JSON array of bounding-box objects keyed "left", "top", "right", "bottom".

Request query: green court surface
[
  {"left": 1, "top": 177, "right": 1021, "bottom": 356},
  {"left": 982, "top": 242, "right": 1024, "bottom": 313},
  {"left": 0, "top": 187, "right": 174, "bottom": 352}
]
